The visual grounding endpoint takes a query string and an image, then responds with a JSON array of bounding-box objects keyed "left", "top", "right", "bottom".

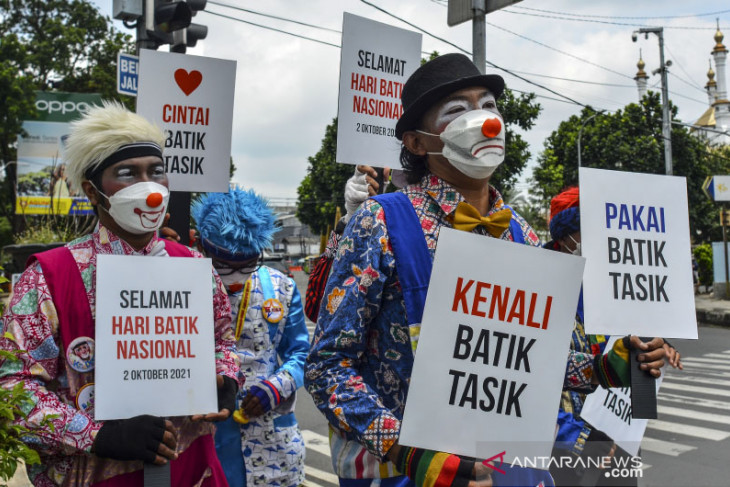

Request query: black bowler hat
[{"left": 395, "top": 53, "right": 505, "bottom": 139}]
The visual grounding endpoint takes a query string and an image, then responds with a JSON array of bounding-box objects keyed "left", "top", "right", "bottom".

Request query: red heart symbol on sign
[{"left": 174, "top": 69, "right": 203, "bottom": 96}]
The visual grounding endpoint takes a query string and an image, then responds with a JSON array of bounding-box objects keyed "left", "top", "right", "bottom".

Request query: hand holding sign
[
  {"left": 627, "top": 336, "right": 667, "bottom": 377},
  {"left": 94, "top": 415, "right": 178, "bottom": 465}
]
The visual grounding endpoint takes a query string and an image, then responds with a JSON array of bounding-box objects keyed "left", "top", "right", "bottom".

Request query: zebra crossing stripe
[
  {"left": 646, "top": 419, "right": 730, "bottom": 441},
  {"left": 703, "top": 353, "right": 730, "bottom": 360},
  {"left": 659, "top": 381, "right": 730, "bottom": 397},
  {"left": 680, "top": 357, "right": 730, "bottom": 365},
  {"left": 640, "top": 437, "right": 696, "bottom": 457},
  {"left": 679, "top": 362, "right": 730, "bottom": 372},
  {"left": 306, "top": 466, "right": 340, "bottom": 485},
  {"left": 659, "top": 392, "right": 730, "bottom": 411},
  {"left": 302, "top": 429, "right": 333, "bottom": 457},
  {"left": 657, "top": 405, "right": 730, "bottom": 426},
  {"left": 668, "top": 368, "right": 730, "bottom": 378},
  {"left": 302, "top": 479, "right": 328, "bottom": 487},
  {"left": 662, "top": 373, "right": 730, "bottom": 387}
]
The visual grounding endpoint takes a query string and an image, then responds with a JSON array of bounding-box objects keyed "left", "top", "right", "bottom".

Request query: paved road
[{"left": 635, "top": 325, "right": 730, "bottom": 487}]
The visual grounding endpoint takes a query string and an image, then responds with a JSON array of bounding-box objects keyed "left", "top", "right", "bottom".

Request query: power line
[
  {"left": 208, "top": 1, "right": 341, "bottom": 34},
  {"left": 509, "top": 70, "right": 636, "bottom": 88},
  {"left": 669, "top": 71, "right": 707, "bottom": 96},
  {"left": 359, "top": 0, "right": 591, "bottom": 108},
  {"left": 509, "top": 5, "right": 730, "bottom": 21},
  {"left": 204, "top": 2, "right": 705, "bottom": 111},
  {"left": 203, "top": 2, "right": 598, "bottom": 108},
  {"left": 663, "top": 43, "right": 705, "bottom": 93},
  {"left": 501, "top": 9, "right": 729, "bottom": 31},
  {"left": 202, "top": 9, "right": 340, "bottom": 48},
  {"left": 484, "top": 20, "right": 634, "bottom": 80}
]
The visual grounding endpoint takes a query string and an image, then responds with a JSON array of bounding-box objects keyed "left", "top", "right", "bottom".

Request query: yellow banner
[{"left": 16, "top": 196, "right": 94, "bottom": 215}]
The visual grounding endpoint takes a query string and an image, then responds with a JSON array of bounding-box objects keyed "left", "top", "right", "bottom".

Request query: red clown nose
[
  {"left": 146, "top": 192, "right": 164, "bottom": 208},
  {"left": 481, "top": 117, "right": 502, "bottom": 139}
]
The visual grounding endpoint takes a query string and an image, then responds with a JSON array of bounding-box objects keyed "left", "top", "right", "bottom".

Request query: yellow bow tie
[{"left": 452, "top": 202, "right": 512, "bottom": 237}]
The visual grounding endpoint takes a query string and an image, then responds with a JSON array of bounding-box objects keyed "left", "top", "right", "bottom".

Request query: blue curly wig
[{"left": 192, "top": 187, "right": 277, "bottom": 261}]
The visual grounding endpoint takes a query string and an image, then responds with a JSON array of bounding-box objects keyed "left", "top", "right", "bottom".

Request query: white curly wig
[{"left": 64, "top": 100, "right": 165, "bottom": 192}]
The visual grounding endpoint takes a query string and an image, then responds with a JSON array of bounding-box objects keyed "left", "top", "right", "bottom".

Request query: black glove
[
  {"left": 218, "top": 375, "right": 238, "bottom": 414},
  {"left": 94, "top": 415, "right": 166, "bottom": 463}
]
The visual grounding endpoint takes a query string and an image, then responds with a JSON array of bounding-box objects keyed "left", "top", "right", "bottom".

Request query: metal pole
[
  {"left": 720, "top": 208, "right": 730, "bottom": 299},
  {"left": 472, "top": 0, "right": 486, "bottom": 73},
  {"left": 657, "top": 30, "right": 673, "bottom": 175}
]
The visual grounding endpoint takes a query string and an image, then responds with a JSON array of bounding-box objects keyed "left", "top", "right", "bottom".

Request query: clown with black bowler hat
[{"left": 306, "top": 54, "right": 555, "bottom": 487}]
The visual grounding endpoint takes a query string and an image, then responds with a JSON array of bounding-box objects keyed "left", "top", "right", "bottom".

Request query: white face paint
[{"left": 432, "top": 92, "right": 499, "bottom": 129}]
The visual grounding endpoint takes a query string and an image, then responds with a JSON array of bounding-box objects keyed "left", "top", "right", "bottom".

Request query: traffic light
[
  {"left": 145, "top": 0, "right": 192, "bottom": 48},
  {"left": 171, "top": 0, "right": 208, "bottom": 54}
]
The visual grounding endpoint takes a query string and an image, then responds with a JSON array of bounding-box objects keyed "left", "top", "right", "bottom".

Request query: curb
[{"left": 696, "top": 307, "right": 730, "bottom": 328}]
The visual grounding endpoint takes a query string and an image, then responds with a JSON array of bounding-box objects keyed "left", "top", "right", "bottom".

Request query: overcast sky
[{"left": 95, "top": 0, "right": 730, "bottom": 203}]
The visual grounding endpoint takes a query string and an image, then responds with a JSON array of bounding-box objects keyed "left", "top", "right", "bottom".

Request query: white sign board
[
  {"left": 95, "top": 255, "right": 217, "bottom": 419},
  {"left": 117, "top": 52, "right": 139, "bottom": 96},
  {"left": 579, "top": 338, "right": 664, "bottom": 457},
  {"left": 137, "top": 50, "right": 236, "bottom": 192},
  {"left": 399, "top": 228, "right": 585, "bottom": 465},
  {"left": 336, "top": 13, "right": 421, "bottom": 168},
  {"left": 580, "top": 167, "right": 697, "bottom": 339}
]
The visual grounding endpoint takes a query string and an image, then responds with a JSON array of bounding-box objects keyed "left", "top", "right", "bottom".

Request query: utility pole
[
  {"left": 447, "top": 0, "right": 522, "bottom": 73},
  {"left": 633, "top": 27, "right": 673, "bottom": 175},
  {"left": 471, "top": 0, "right": 486, "bottom": 74}
]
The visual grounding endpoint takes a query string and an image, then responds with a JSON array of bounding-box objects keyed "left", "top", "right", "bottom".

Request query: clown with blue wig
[{"left": 192, "top": 188, "right": 309, "bottom": 487}]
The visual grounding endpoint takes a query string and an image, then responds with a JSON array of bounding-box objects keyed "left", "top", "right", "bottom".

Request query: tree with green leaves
[
  {"left": 296, "top": 87, "right": 541, "bottom": 235},
  {"left": 296, "top": 119, "right": 353, "bottom": 235},
  {"left": 0, "top": 0, "right": 134, "bottom": 247},
  {"left": 531, "top": 92, "right": 730, "bottom": 244}
]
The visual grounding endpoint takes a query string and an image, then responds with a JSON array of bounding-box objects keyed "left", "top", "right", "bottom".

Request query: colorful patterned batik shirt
[{"left": 305, "top": 174, "right": 541, "bottom": 472}]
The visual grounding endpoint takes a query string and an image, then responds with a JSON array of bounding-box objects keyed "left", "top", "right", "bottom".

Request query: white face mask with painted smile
[
  {"left": 419, "top": 110, "right": 506, "bottom": 179},
  {"left": 96, "top": 181, "right": 170, "bottom": 235}
]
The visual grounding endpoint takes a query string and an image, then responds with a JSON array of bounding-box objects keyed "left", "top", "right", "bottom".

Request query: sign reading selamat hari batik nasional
[
  {"left": 336, "top": 13, "right": 421, "bottom": 168},
  {"left": 137, "top": 50, "right": 236, "bottom": 193},
  {"left": 94, "top": 255, "right": 217, "bottom": 420},
  {"left": 579, "top": 167, "right": 697, "bottom": 339},
  {"left": 399, "top": 228, "right": 585, "bottom": 465}
]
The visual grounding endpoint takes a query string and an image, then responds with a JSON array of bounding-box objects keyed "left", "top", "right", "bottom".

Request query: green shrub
[{"left": 693, "top": 243, "right": 713, "bottom": 287}]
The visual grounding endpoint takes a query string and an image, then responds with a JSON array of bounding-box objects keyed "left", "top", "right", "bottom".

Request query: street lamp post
[{"left": 633, "top": 27, "right": 673, "bottom": 175}]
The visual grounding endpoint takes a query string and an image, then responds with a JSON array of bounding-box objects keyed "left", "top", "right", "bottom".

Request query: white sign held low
[
  {"left": 399, "top": 228, "right": 585, "bottom": 466},
  {"left": 336, "top": 13, "right": 421, "bottom": 168},
  {"left": 579, "top": 167, "right": 697, "bottom": 339},
  {"left": 94, "top": 255, "right": 217, "bottom": 420},
  {"left": 579, "top": 338, "right": 664, "bottom": 457}
]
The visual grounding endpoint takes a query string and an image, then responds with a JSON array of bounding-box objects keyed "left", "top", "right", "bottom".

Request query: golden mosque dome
[
  {"left": 635, "top": 50, "right": 648, "bottom": 79},
  {"left": 707, "top": 60, "right": 717, "bottom": 88},
  {"left": 713, "top": 19, "right": 727, "bottom": 53}
]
